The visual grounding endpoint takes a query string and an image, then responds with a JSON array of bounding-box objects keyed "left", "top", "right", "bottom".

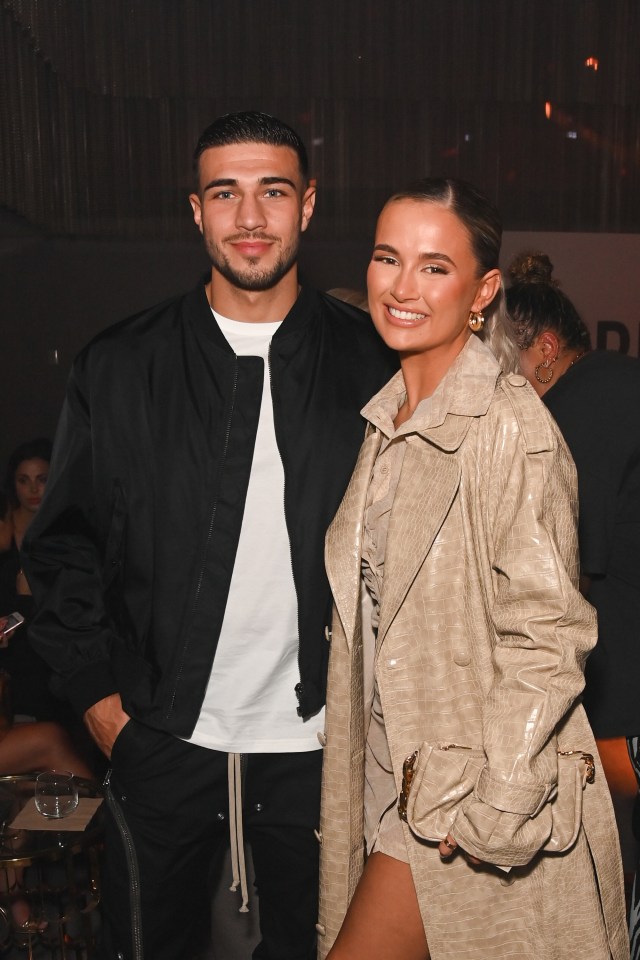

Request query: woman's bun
[{"left": 508, "top": 251, "right": 557, "bottom": 285}]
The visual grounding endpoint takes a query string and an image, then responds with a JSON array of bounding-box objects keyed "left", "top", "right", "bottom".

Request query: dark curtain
[{"left": 2, "top": 0, "right": 639, "bottom": 238}]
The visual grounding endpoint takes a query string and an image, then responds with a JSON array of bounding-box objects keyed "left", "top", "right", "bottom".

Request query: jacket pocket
[{"left": 402, "top": 742, "right": 486, "bottom": 842}]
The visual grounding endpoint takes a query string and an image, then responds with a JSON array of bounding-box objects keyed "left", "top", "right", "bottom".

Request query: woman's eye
[
  {"left": 372, "top": 255, "right": 398, "bottom": 265},
  {"left": 423, "top": 264, "right": 447, "bottom": 274}
]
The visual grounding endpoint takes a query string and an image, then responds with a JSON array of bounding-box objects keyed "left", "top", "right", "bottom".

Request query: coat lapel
[
  {"left": 325, "top": 430, "right": 381, "bottom": 648},
  {"left": 376, "top": 441, "right": 461, "bottom": 647}
]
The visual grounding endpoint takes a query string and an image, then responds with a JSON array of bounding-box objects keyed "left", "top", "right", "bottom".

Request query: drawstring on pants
[{"left": 227, "top": 752, "right": 249, "bottom": 913}]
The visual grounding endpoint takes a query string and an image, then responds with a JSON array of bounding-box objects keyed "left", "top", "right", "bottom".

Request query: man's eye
[
  {"left": 265, "top": 189, "right": 283, "bottom": 198},
  {"left": 214, "top": 191, "right": 234, "bottom": 200}
]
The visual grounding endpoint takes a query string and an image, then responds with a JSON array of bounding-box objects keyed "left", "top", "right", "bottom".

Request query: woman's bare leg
[
  {"left": 327, "top": 852, "right": 430, "bottom": 960},
  {"left": 0, "top": 722, "right": 94, "bottom": 779}
]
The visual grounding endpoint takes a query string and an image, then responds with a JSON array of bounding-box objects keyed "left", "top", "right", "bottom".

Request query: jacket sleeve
[
  {"left": 451, "top": 397, "right": 597, "bottom": 867},
  {"left": 21, "top": 358, "right": 120, "bottom": 717}
]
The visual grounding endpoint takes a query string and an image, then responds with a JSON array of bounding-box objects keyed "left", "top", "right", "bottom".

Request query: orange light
[
  {"left": 585, "top": 57, "right": 599, "bottom": 71},
  {"left": 545, "top": 101, "right": 552, "bottom": 119}
]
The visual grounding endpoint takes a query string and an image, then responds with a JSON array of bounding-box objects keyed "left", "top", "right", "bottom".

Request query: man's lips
[{"left": 230, "top": 239, "right": 273, "bottom": 257}]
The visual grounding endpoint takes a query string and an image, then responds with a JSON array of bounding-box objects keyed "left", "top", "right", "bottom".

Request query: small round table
[{"left": 0, "top": 774, "right": 103, "bottom": 958}]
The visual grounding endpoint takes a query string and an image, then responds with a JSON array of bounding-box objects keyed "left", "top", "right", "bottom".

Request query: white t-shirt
[{"left": 187, "top": 311, "right": 324, "bottom": 753}]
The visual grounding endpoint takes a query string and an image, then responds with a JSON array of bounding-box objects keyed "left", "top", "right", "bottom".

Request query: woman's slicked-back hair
[
  {"left": 193, "top": 111, "right": 309, "bottom": 181},
  {"left": 4, "top": 437, "right": 53, "bottom": 508},
  {"left": 389, "top": 178, "right": 501, "bottom": 275},
  {"left": 385, "top": 178, "right": 519, "bottom": 373}
]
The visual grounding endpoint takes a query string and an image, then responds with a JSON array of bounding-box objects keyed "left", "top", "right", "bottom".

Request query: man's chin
[{"left": 214, "top": 260, "right": 297, "bottom": 293}]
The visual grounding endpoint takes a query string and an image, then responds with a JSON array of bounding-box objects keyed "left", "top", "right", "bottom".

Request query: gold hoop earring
[
  {"left": 535, "top": 355, "right": 557, "bottom": 384},
  {"left": 468, "top": 311, "right": 484, "bottom": 332}
]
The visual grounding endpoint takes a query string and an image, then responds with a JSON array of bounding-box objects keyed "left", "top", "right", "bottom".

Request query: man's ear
[
  {"left": 189, "top": 193, "right": 203, "bottom": 233},
  {"left": 300, "top": 184, "right": 316, "bottom": 233},
  {"left": 472, "top": 269, "right": 502, "bottom": 314}
]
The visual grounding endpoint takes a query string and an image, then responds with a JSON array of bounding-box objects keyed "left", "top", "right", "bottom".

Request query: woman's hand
[{"left": 438, "top": 834, "right": 482, "bottom": 865}]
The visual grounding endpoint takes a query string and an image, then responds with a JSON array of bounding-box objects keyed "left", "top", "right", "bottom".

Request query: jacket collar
[
  {"left": 185, "top": 278, "right": 318, "bottom": 352},
  {"left": 362, "top": 334, "right": 501, "bottom": 452}
]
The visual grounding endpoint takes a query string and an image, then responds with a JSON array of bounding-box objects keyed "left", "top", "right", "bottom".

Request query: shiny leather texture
[{"left": 318, "top": 337, "right": 629, "bottom": 959}]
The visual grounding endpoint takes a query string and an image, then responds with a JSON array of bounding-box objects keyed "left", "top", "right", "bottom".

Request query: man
[{"left": 23, "top": 111, "right": 396, "bottom": 960}]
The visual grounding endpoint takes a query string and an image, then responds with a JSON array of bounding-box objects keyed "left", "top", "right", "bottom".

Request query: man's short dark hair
[{"left": 193, "top": 111, "right": 309, "bottom": 181}]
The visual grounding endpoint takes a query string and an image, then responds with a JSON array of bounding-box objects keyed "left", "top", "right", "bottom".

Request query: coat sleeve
[
  {"left": 452, "top": 392, "right": 597, "bottom": 867},
  {"left": 21, "top": 357, "right": 120, "bottom": 717}
]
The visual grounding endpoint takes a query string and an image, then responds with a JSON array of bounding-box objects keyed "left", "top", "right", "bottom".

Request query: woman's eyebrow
[{"left": 372, "top": 242, "right": 455, "bottom": 265}]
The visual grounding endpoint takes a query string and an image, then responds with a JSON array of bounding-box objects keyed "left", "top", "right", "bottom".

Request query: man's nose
[{"left": 236, "top": 194, "right": 267, "bottom": 231}]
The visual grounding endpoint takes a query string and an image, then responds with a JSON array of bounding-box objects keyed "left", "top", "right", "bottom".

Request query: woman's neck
[
  {"left": 11, "top": 507, "right": 33, "bottom": 550},
  {"left": 395, "top": 337, "right": 469, "bottom": 428}
]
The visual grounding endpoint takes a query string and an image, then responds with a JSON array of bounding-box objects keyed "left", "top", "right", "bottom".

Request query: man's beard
[{"left": 204, "top": 232, "right": 301, "bottom": 292}]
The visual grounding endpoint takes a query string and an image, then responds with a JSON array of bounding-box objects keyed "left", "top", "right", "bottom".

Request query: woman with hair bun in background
[{"left": 507, "top": 252, "right": 640, "bottom": 957}]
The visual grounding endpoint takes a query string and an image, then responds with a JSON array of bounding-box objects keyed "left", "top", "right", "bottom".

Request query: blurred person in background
[
  {"left": 0, "top": 439, "right": 71, "bottom": 723},
  {"left": 507, "top": 251, "right": 640, "bottom": 957}
]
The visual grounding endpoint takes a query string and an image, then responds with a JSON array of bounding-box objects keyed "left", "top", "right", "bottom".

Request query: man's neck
[{"left": 207, "top": 270, "right": 300, "bottom": 323}]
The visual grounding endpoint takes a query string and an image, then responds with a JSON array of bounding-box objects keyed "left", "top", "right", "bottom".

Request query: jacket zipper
[
  {"left": 104, "top": 768, "right": 144, "bottom": 960},
  {"left": 267, "top": 346, "right": 305, "bottom": 715},
  {"left": 166, "top": 360, "right": 239, "bottom": 719}
]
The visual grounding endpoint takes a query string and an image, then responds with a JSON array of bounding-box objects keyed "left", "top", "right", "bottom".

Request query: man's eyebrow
[
  {"left": 202, "top": 176, "right": 297, "bottom": 192},
  {"left": 372, "top": 243, "right": 455, "bottom": 265},
  {"left": 260, "top": 176, "right": 297, "bottom": 188}
]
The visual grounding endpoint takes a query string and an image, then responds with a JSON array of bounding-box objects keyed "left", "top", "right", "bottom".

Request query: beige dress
[
  {"left": 361, "top": 392, "right": 440, "bottom": 862},
  {"left": 361, "top": 429, "right": 406, "bottom": 860}
]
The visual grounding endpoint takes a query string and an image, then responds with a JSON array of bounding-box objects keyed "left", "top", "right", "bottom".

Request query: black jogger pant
[{"left": 100, "top": 720, "right": 323, "bottom": 960}]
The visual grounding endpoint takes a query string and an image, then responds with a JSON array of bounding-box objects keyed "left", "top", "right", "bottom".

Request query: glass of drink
[{"left": 35, "top": 770, "right": 79, "bottom": 819}]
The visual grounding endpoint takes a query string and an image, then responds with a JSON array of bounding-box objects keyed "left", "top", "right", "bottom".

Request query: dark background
[{"left": 2, "top": 0, "right": 640, "bottom": 465}]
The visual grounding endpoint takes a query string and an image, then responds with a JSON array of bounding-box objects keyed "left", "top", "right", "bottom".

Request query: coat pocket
[
  {"left": 542, "top": 750, "right": 595, "bottom": 853},
  {"left": 400, "top": 742, "right": 486, "bottom": 842},
  {"left": 399, "top": 741, "right": 595, "bottom": 854}
]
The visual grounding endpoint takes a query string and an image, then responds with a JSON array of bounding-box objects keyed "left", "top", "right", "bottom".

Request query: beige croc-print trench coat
[{"left": 318, "top": 336, "right": 628, "bottom": 960}]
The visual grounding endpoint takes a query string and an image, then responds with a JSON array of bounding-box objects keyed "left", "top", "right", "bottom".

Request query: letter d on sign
[{"left": 596, "top": 321, "right": 630, "bottom": 354}]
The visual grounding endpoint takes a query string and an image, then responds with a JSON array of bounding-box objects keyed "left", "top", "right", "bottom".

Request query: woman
[
  {"left": 0, "top": 439, "right": 66, "bottom": 722},
  {"left": 317, "top": 180, "right": 628, "bottom": 960},
  {"left": 507, "top": 251, "right": 640, "bottom": 958},
  {"left": 1, "top": 438, "right": 52, "bottom": 604},
  {"left": 3, "top": 438, "right": 51, "bottom": 546}
]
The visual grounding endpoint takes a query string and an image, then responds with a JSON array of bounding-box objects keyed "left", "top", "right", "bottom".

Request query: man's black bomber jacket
[{"left": 23, "top": 282, "right": 397, "bottom": 736}]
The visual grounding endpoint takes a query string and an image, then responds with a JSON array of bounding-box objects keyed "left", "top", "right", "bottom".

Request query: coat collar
[
  {"left": 327, "top": 335, "right": 502, "bottom": 648},
  {"left": 362, "top": 334, "right": 502, "bottom": 452}
]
